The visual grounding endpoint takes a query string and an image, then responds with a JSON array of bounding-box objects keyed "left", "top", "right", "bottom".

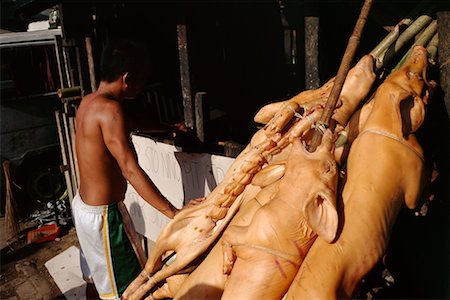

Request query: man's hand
[
  {"left": 170, "top": 121, "right": 188, "bottom": 132},
  {"left": 160, "top": 197, "right": 206, "bottom": 218}
]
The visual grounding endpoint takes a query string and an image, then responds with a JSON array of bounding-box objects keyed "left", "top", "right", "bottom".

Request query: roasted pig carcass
[
  {"left": 220, "top": 130, "right": 339, "bottom": 300},
  {"left": 286, "top": 46, "right": 435, "bottom": 299},
  {"left": 156, "top": 54, "right": 376, "bottom": 300},
  {"left": 123, "top": 54, "right": 376, "bottom": 300},
  {"left": 254, "top": 55, "right": 376, "bottom": 128},
  {"left": 122, "top": 101, "right": 321, "bottom": 300}
]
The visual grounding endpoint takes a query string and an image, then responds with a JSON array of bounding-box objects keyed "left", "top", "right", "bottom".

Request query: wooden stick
[
  {"left": 62, "top": 104, "right": 78, "bottom": 195},
  {"left": 85, "top": 37, "right": 97, "bottom": 92},
  {"left": 308, "top": 0, "right": 373, "bottom": 152},
  {"left": 58, "top": 86, "right": 81, "bottom": 99},
  {"left": 55, "top": 110, "right": 74, "bottom": 202},
  {"left": 68, "top": 115, "right": 80, "bottom": 188}
]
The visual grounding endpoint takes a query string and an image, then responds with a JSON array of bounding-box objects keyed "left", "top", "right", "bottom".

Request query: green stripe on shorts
[{"left": 107, "top": 204, "right": 142, "bottom": 296}]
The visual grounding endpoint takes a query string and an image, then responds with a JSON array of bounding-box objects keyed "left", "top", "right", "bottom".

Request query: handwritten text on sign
[{"left": 124, "top": 135, "right": 235, "bottom": 241}]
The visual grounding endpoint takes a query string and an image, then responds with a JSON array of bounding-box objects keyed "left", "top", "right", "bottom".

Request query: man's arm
[{"left": 100, "top": 101, "right": 179, "bottom": 218}]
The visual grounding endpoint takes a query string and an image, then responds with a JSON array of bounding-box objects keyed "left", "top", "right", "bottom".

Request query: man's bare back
[{"left": 76, "top": 92, "right": 130, "bottom": 205}]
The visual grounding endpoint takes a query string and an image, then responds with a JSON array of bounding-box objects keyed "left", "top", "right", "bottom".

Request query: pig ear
[
  {"left": 304, "top": 194, "right": 339, "bottom": 243},
  {"left": 398, "top": 94, "right": 426, "bottom": 136}
]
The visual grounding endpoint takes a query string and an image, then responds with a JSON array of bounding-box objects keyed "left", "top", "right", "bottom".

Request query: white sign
[{"left": 124, "top": 135, "right": 235, "bottom": 241}]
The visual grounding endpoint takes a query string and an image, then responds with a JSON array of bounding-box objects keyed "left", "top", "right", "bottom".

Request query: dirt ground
[
  {"left": 0, "top": 220, "right": 80, "bottom": 300},
  {"left": 0, "top": 202, "right": 448, "bottom": 300}
]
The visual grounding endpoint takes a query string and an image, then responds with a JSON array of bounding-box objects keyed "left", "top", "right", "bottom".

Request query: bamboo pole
[
  {"left": 308, "top": 0, "right": 373, "bottom": 152},
  {"left": 62, "top": 105, "right": 78, "bottom": 194},
  {"left": 394, "top": 19, "right": 437, "bottom": 70},
  {"left": 379, "top": 9, "right": 434, "bottom": 69},
  {"left": 58, "top": 86, "right": 81, "bottom": 99},
  {"left": 61, "top": 106, "right": 77, "bottom": 200},
  {"left": 370, "top": 18, "right": 415, "bottom": 69},
  {"left": 427, "top": 33, "right": 438, "bottom": 64},
  {"left": 370, "top": 0, "right": 430, "bottom": 69},
  {"left": 85, "top": 37, "right": 97, "bottom": 92},
  {"left": 392, "top": 9, "right": 434, "bottom": 52},
  {"left": 55, "top": 110, "right": 74, "bottom": 202},
  {"left": 68, "top": 115, "right": 80, "bottom": 188}
]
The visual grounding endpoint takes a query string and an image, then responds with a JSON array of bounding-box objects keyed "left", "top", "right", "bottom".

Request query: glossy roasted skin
[
  {"left": 76, "top": 77, "right": 178, "bottom": 217},
  {"left": 153, "top": 54, "right": 376, "bottom": 300},
  {"left": 220, "top": 130, "right": 338, "bottom": 300},
  {"left": 254, "top": 55, "right": 375, "bottom": 128},
  {"left": 286, "top": 46, "right": 434, "bottom": 299},
  {"left": 173, "top": 177, "right": 279, "bottom": 300},
  {"left": 123, "top": 101, "right": 322, "bottom": 300}
]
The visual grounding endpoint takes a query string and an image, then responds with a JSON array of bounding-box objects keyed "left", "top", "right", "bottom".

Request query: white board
[
  {"left": 45, "top": 246, "right": 87, "bottom": 300},
  {"left": 124, "top": 135, "right": 235, "bottom": 241}
]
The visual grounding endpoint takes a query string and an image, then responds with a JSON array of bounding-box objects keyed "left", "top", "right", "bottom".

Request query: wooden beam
[
  {"left": 177, "top": 24, "right": 195, "bottom": 130},
  {"left": 437, "top": 11, "right": 450, "bottom": 117},
  {"left": 305, "top": 15, "right": 320, "bottom": 89}
]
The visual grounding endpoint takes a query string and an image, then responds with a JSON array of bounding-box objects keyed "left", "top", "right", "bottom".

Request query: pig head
[
  {"left": 123, "top": 100, "right": 319, "bottom": 300},
  {"left": 286, "top": 46, "right": 435, "bottom": 300},
  {"left": 254, "top": 55, "right": 375, "bottom": 128},
  {"left": 220, "top": 130, "right": 338, "bottom": 300},
  {"left": 173, "top": 181, "right": 279, "bottom": 299}
]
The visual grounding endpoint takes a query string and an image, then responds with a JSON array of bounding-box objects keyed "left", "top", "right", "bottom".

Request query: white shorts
[{"left": 72, "top": 194, "right": 146, "bottom": 299}]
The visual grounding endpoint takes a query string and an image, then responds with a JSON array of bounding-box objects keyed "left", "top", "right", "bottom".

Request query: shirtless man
[{"left": 73, "top": 39, "right": 179, "bottom": 300}]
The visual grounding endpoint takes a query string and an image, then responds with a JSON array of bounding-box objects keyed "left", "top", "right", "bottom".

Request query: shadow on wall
[{"left": 175, "top": 152, "right": 217, "bottom": 205}]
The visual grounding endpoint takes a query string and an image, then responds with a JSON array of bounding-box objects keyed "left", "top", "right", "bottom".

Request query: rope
[
  {"left": 232, "top": 243, "right": 298, "bottom": 262},
  {"left": 315, "top": 121, "right": 329, "bottom": 135},
  {"left": 287, "top": 105, "right": 304, "bottom": 119},
  {"left": 359, "top": 128, "right": 425, "bottom": 162},
  {"left": 287, "top": 105, "right": 318, "bottom": 126}
]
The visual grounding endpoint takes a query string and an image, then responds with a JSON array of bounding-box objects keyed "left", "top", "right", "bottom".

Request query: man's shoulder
[{"left": 81, "top": 93, "right": 123, "bottom": 114}]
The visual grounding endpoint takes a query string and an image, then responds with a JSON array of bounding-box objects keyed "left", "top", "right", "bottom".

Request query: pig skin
[
  {"left": 124, "top": 54, "right": 375, "bottom": 300},
  {"left": 164, "top": 55, "right": 376, "bottom": 300},
  {"left": 286, "top": 46, "right": 435, "bottom": 299},
  {"left": 254, "top": 55, "right": 375, "bottom": 128},
  {"left": 220, "top": 130, "right": 339, "bottom": 300},
  {"left": 173, "top": 182, "right": 279, "bottom": 299},
  {"left": 123, "top": 102, "right": 320, "bottom": 300}
]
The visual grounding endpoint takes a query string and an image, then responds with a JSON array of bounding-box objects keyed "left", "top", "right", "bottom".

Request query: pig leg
[
  {"left": 221, "top": 247, "right": 300, "bottom": 300},
  {"left": 221, "top": 225, "right": 248, "bottom": 275},
  {"left": 151, "top": 274, "right": 189, "bottom": 299}
]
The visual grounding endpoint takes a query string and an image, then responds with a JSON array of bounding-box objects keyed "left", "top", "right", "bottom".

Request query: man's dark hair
[{"left": 100, "top": 39, "right": 150, "bottom": 83}]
